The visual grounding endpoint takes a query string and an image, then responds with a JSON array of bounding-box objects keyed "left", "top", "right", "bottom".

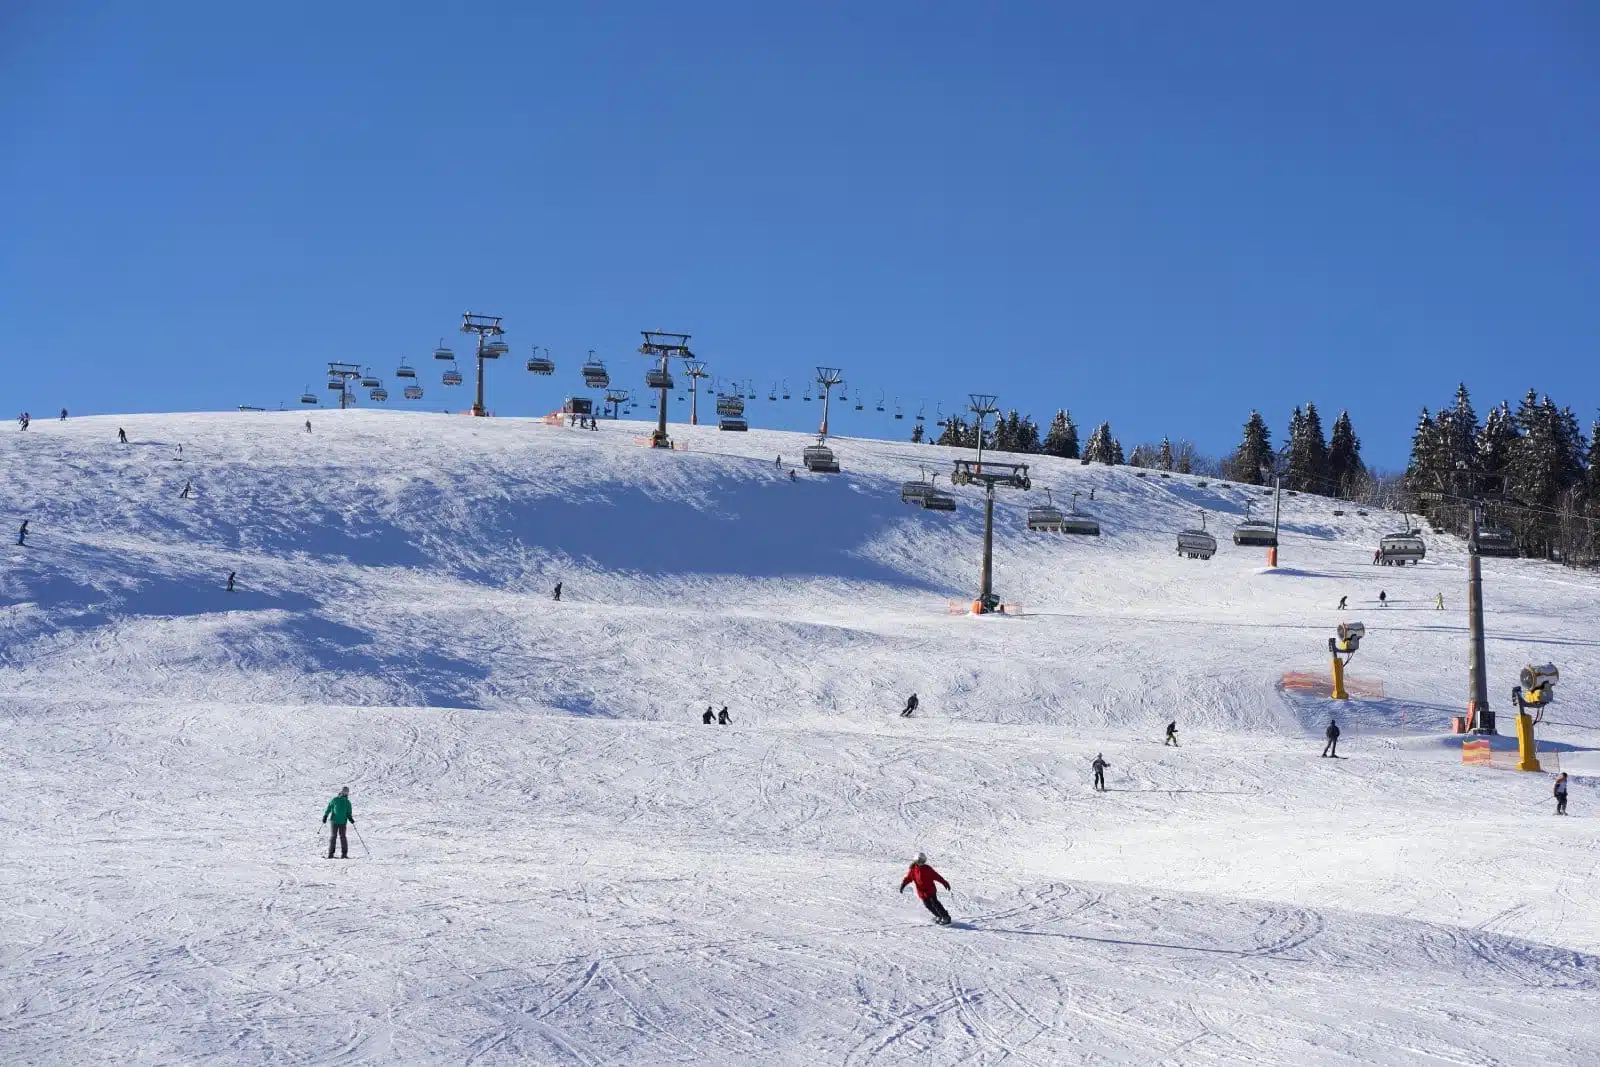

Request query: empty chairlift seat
[
  {"left": 802, "top": 443, "right": 839, "bottom": 473},
  {"left": 433, "top": 343, "right": 455, "bottom": 361},
  {"left": 921, "top": 487, "right": 956, "bottom": 511},
  {"left": 1177, "top": 528, "right": 1217, "bottom": 559},
  {"left": 360, "top": 371, "right": 381, "bottom": 388},
  {"left": 718, "top": 417, "right": 748, "bottom": 431},
  {"left": 395, "top": 360, "right": 416, "bottom": 379},
  {"left": 1476, "top": 526, "right": 1517, "bottom": 557},
  {"left": 1377, "top": 533, "right": 1426, "bottom": 565},
  {"left": 900, "top": 478, "right": 934, "bottom": 504},
  {"left": 483, "top": 339, "right": 509, "bottom": 359},
  {"left": 299, "top": 388, "right": 318, "bottom": 405},
  {"left": 645, "top": 368, "right": 674, "bottom": 390},
  {"left": 1232, "top": 520, "right": 1277, "bottom": 548},
  {"left": 1027, "top": 501, "right": 1065, "bottom": 532}
]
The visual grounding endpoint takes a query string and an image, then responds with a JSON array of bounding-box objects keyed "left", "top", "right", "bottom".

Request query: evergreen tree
[
  {"left": 1128, "top": 445, "right": 1149, "bottom": 468},
  {"left": 1588, "top": 417, "right": 1600, "bottom": 500},
  {"left": 1326, "top": 410, "right": 1365, "bottom": 499},
  {"left": 1015, "top": 415, "right": 1042, "bottom": 454},
  {"left": 1230, "top": 411, "right": 1273, "bottom": 485},
  {"left": 1284, "top": 403, "right": 1329, "bottom": 493},
  {"left": 1083, "top": 421, "right": 1119, "bottom": 464},
  {"left": 910, "top": 422, "right": 924, "bottom": 444},
  {"left": 937, "top": 415, "right": 969, "bottom": 448},
  {"left": 1477, "top": 401, "right": 1520, "bottom": 498},
  {"left": 1403, "top": 407, "right": 1445, "bottom": 512},
  {"left": 1505, "top": 392, "right": 1588, "bottom": 556},
  {"left": 1157, "top": 437, "right": 1174, "bottom": 471},
  {"left": 1110, "top": 437, "right": 1125, "bottom": 465},
  {"left": 1042, "top": 409, "right": 1079, "bottom": 459},
  {"left": 1444, "top": 383, "right": 1480, "bottom": 477}
]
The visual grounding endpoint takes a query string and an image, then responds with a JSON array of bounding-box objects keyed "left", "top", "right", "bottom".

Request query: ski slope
[{"left": 3, "top": 409, "right": 1598, "bottom": 1065}]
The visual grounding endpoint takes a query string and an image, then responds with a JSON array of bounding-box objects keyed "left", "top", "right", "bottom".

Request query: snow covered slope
[{"left": 3, "top": 410, "right": 1598, "bottom": 1064}]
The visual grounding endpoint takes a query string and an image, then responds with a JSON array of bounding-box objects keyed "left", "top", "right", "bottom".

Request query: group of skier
[{"left": 701, "top": 705, "right": 732, "bottom": 725}]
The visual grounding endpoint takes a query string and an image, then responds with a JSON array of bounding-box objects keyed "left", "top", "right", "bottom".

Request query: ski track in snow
[{"left": 2, "top": 410, "right": 1599, "bottom": 1064}]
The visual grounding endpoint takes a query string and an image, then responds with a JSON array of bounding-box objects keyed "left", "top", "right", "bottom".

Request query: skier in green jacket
[{"left": 323, "top": 787, "right": 354, "bottom": 859}]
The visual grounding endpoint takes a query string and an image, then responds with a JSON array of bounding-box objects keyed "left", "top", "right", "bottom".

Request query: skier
[
  {"left": 304, "top": 419, "right": 312, "bottom": 433},
  {"left": 1372, "top": 549, "right": 1381, "bottom": 565},
  {"left": 16, "top": 520, "right": 28, "bottom": 546},
  {"left": 1092, "top": 753, "right": 1109, "bottom": 791},
  {"left": 1164, "top": 721, "right": 1179, "bottom": 747},
  {"left": 552, "top": 581, "right": 562, "bottom": 602},
  {"left": 1337, "top": 595, "right": 1348, "bottom": 611},
  {"left": 789, "top": 469, "right": 797, "bottom": 481},
  {"left": 1378, "top": 590, "right": 1388, "bottom": 608},
  {"left": 717, "top": 706, "right": 730, "bottom": 725},
  {"left": 1435, "top": 592, "right": 1444, "bottom": 611},
  {"left": 900, "top": 693, "right": 919, "bottom": 718},
  {"left": 1554, "top": 773, "right": 1568, "bottom": 816},
  {"left": 322, "top": 786, "right": 355, "bottom": 859},
  {"left": 179, "top": 480, "right": 191, "bottom": 499},
  {"left": 1322, "top": 718, "right": 1341, "bottom": 758},
  {"left": 899, "top": 852, "right": 952, "bottom": 925},
  {"left": 702, "top": 706, "right": 715, "bottom": 724},
  {"left": 226, "top": 571, "right": 236, "bottom": 592},
  {"left": 118, "top": 427, "right": 128, "bottom": 444},
  {"left": 589, "top": 417, "right": 597, "bottom": 432},
  {"left": 775, "top": 455, "right": 782, "bottom": 467},
  {"left": 59, "top": 408, "right": 67, "bottom": 420}
]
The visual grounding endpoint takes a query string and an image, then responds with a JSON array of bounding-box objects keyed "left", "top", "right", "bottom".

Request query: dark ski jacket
[
  {"left": 1554, "top": 778, "right": 1568, "bottom": 797},
  {"left": 1166, "top": 722, "right": 1177, "bottom": 736},
  {"left": 1326, "top": 722, "right": 1340, "bottom": 739},
  {"left": 1092, "top": 757, "right": 1109, "bottom": 773},
  {"left": 900, "top": 862, "right": 949, "bottom": 900},
  {"left": 323, "top": 795, "right": 354, "bottom": 825}
]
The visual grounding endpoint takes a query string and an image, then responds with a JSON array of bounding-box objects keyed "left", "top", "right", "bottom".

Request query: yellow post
[
  {"left": 1330, "top": 655, "right": 1348, "bottom": 700},
  {"left": 1515, "top": 711, "right": 1541, "bottom": 772}
]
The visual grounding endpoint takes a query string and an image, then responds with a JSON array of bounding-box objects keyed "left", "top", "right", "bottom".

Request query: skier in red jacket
[{"left": 899, "top": 852, "right": 952, "bottom": 925}]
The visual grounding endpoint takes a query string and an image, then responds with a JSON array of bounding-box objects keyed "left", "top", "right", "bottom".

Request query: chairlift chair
[
  {"left": 1232, "top": 519, "right": 1278, "bottom": 548},
  {"left": 1476, "top": 526, "right": 1517, "bottom": 558},
  {"left": 935, "top": 402, "right": 946, "bottom": 428},
  {"left": 802, "top": 439, "right": 839, "bottom": 473},
  {"left": 1377, "top": 533, "right": 1426, "bottom": 565},
  {"left": 483, "top": 338, "right": 509, "bottom": 359},
  {"left": 920, "top": 473, "right": 957, "bottom": 512},
  {"left": 326, "top": 379, "right": 344, "bottom": 391},
  {"left": 1177, "top": 511, "right": 1217, "bottom": 559},
  {"left": 526, "top": 347, "right": 555, "bottom": 375},
  {"left": 781, "top": 379, "right": 791, "bottom": 400},
  {"left": 442, "top": 364, "right": 463, "bottom": 386},
  {"left": 718, "top": 417, "right": 748, "bottom": 431},
  {"left": 1027, "top": 488, "right": 1067, "bottom": 532},
  {"left": 1060, "top": 491, "right": 1101, "bottom": 536},
  {"left": 395, "top": 359, "right": 416, "bottom": 379},
  {"left": 716, "top": 395, "right": 745, "bottom": 417},
  {"left": 645, "top": 367, "right": 674, "bottom": 390},
  {"left": 370, "top": 386, "right": 388, "bottom": 402},
  {"left": 562, "top": 397, "right": 594, "bottom": 416},
  {"left": 299, "top": 387, "right": 318, "bottom": 405},
  {"left": 876, "top": 390, "right": 885, "bottom": 412},
  {"left": 403, "top": 384, "right": 424, "bottom": 400},
  {"left": 916, "top": 402, "right": 926, "bottom": 424},
  {"left": 768, "top": 382, "right": 778, "bottom": 402},
  {"left": 580, "top": 351, "right": 609, "bottom": 388},
  {"left": 894, "top": 397, "right": 903, "bottom": 420},
  {"left": 433, "top": 339, "right": 455, "bottom": 361},
  {"left": 900, "top": 467, "right": 935, "bottom": 504},
  {"left": 360, "top": 369, "right": 381, "bottom": 388}
]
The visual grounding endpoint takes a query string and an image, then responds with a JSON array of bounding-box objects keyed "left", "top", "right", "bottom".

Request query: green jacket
[{"left": 323, "top": 795, "right": 354, "bottom": 825}]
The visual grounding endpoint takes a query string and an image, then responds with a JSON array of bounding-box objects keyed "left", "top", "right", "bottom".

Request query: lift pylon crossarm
[{"left": 950, "top": 458, "right": 1030, "bottom": 490}]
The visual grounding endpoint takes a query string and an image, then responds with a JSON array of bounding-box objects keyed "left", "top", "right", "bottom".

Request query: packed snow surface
[{"left": 3, "top": 410, "right": 1598, "bottom": 1064}]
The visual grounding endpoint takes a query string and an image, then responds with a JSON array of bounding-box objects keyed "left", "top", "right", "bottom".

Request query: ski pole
[{"left": 353, "top": 823, "right": 372, "bottom": 858}]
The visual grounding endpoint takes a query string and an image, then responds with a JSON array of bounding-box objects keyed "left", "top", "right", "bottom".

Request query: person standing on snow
[
  {"left": 1337, "top": 595, "right": 1348, "bottom": 611},
  {"left": 322, "top": 786, "right": 355, "bottom": 858},
  {"left": 118, "top": 427, "right": 128, "bottom": 444},
  {"left": 60, "top": 408, "right": 67, "bottom": 420},
  {"left": 899, "top": 852, "right": 952, "bottom": 925},
  {"left": 1378, "top": 590, "right": 1388, "bottom": 608},
  {"left": 179, "top": 480, "right": 191, "bottom": 499},
  {"left": 226, "top": 571, "right": 236, "bottom": 592},
  {"left": 1322, "top": 718, "right": 1341, "bottom": 758},
  {"left": 1092, "top": 753, "right": 1109, "bottom": 791},
  {"left": 16, "top": 520, "right": 28, "bottom": 546},
  {"left": 900, "top": 693, "right": 919, "bottom": 718},
  {"left": 717, "top": 706, "right": 730, "bottom": 725},
  {"left": 1435, "top": 592, "right": 1444, "bottom": 611},
  {"left": 552, "top": 581, "right": 562, "bottom": 602},
  {"left": 702, "top": 706, "right": 715, "bottom": 724},
  {"left": 1164, "top": 721, "right": 1179, "bottom": 747},
  {"left": 1554, "top": 773, "right": 1568, "bottom": 816},
  {"left": 305, "top": 419, "right": 312, "bottom": 433}
]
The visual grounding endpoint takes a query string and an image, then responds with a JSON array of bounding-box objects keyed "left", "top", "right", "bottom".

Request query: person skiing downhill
[
  {"left": 717, "top": 706, "right": 730, "bottom": 725},
  {"left": 702, "top": 706, "right": 715, "bottom": 724},
  {"left": 322, "top": 786, "right": 355, "bottom": 859},
  {"left": 1322, "top": 718, "right": 1341, "bottom": 758},
  {"left": 900, "top": 853, "right": 952, "bottom": 925},
  {"left": 901, "top": 693, "right": 919, "bottom": 718},
  {"left": 1554, "top": 773, "right": 1569, "bottom": 816},
  {"left": 1092, "top": 753, "right": 1109, "bottom": 791},
  {"left": 1164, "top": 721, "right": 1179, "bottom": 747},
  {"left": 552, "top": 582, "right": 562, "bottom": 602},
  {"left": 59, "top": 408, "right": 67, "bottom": 421},
  {"left": 226, "top": 571, "right": 236, "bottom": 592},
  {"left": 16, "top": 520, "right": 27, "bottom": 546},
  {"left": 118, "top": 427, "right": 127, "bottom": 444},
  {"left": 1337, "top": 595, "right": 1348, "bottom": 611}
]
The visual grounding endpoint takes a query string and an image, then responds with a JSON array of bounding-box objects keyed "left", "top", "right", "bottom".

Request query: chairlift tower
[
  {"left": 603, "top": 389, "right": 631, "bottom": 419},
  {"left": 638, "top": 330, "right": 693, "bottom": 447},
  {"left": 326, "top": 362, "right": 362, "bottom": 409},
  {"left": 949, "top": 394, "right": 1029, "bottom": 613},
  {"left": 1467, "top": 505, "right": 1494, "bottom": 733},
  {"left": 458, "top": 312, "right": 505, "bottom": 417},
  {"left": 684, "top": 360, "right": 710, "bottom": 426},
  {"left": 815, "top": 366, "right": 844, "bottom": 437}
]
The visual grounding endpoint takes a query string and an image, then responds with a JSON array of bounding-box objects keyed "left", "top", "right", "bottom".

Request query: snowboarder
[
  {"left": 1378, "top": 590, "right": 1388, "bottom": 608},
  {"left": 322, "top": 786, "right": 355, "bottom": 859},
  {"left": 702, "top": 706, "right": 715, "bottom": 724},
  {"left": 1164, "top": 721, "right": 1179, "bottom": 747},
  {"left": 1554, "top": 773, "right": 1568, "bottom": 816},
  {"left": 179, "top": 480, "right": 191, "bottom": 499},
  {"left": 1337, "top": 595, "right": 1348, "bottom": 611},
  {"left": 552, "top": 582, "right": 562, "bottom": 602},
  {"left": 589, "top": 417, "right": 597, "bottom": 431},
  {"left": 226, "top": 571, "right": 236, "bottom": 592},
  {"left": 1435, "top": 592, "right": 1444, "bottom": 611},
  {"left": 900, "top": 693, "right": 919, "bottom": 718},
  {"left": 304, "top": 419, "right": 312, "bottom": 433},
  {"left": 1092, "top": 753, "right": 1109, "bottom": 791},
  {"left": 59, "top": 408, "right": 67, "bottom": 420},
  {"left": 899, "top": 853, "right": 952, "bottom": 925},
  {"left": 1322, "top": 718, "right": 1341, "bottom": 758},
  {"left": 117, "top": 427, "right": 127, "bottom": 444},
  {"left": 789, "top": 469, "right": 797, "bottom": 481},
  {"left": 16, "top": 520, "right": 28, "bottom": 546},
  {"left": 775, "top": 455, "right": 781, "bottom": 467},
  {"left": 717, "top": 706, "right": 730, "bottom": 725}
]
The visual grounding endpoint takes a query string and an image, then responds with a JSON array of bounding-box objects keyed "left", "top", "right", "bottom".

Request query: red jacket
[{"left": 900, "top": 863, "right": 949, "bottom": 900}]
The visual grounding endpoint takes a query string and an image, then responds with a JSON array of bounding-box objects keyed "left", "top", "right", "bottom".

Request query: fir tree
[
  {"left": 1588, "top": 417, "right": 1600, "bottom": 500},
  {"left": 1157, "top": 437, "right": 1174, "bottom": 471},
  {"left": 1403, "top": 407, "right": 1446, "bottom": 512},
  {"left": 1083, "top": 422, "right": 1119, "bottom": 465},
  {"left": 1477, "top": 401, "right": 1520, "bottom": 497},
  {"left": 1284, "top": 403, "right": 1329, "bottom": 494},
  {"left": 1326, "top": 410, "right": 1364, "bottom": 499},
  {"left": 1231, "top": 411, "right": 1273, "bottom": 485},
  {"left": 1128, "top": 445, "right": 1149, "bottom": 468},
  {"left": 1015, "top": 414, "right": 1041, "bottom": 454},
  {"left": 937, "top": 415, "right": 969, "bottom": 448},
  {"left": 1042, "top": 409, "right": 1079, "bottom": 459},
  {"left": 1110, "top": 437, "right": 1125, "bottom": 465}
]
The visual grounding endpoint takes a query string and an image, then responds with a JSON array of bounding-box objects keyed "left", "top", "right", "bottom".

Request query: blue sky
[{"left": 3, "top": 2, "right": 1595, "bottom": 466}]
